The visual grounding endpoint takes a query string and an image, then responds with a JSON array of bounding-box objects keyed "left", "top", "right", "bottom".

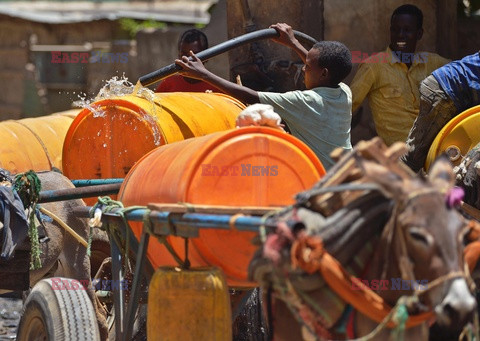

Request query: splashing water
[
  {"left": 72, "top": 74, "right": 162, "bottom": 145},
  {"left": 73, "top": 74, "right": 157, "bottom": 115},
  {"left": 73, "top": 92, "right": 106, "bottom": 118}
]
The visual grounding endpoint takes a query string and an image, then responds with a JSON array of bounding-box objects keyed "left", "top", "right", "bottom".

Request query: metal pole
[
  {"left": 138, "top": 28, "right": 318, "bottom": 87},
  {"left": 123, "top": 225, "right": 150, "bottom": 341},
  {"left": 73, "top": 206, "right": 277, "bottom": 233},
  {"left": 72, "top": 178, "right": 124, "bottom": 187},
  {"left": 38, "top": 183, "right": 122, "bottom": 203}
]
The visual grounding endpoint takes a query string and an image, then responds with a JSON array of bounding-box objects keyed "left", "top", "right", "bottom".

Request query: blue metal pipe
[
  {"left": 72, "top": 179, "right": 124, "bottom": 187},
  {"left": 75, "top": 206, "right": 276, "bottom": 232},
  {"left": 39, "top": 183, "right": 121, "bottom": 203}
]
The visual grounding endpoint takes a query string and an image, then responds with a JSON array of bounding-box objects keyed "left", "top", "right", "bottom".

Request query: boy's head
[
  {"left": 389, "top": 4, "right": 423, "bottom": 54},
  {"left": 303, "top": 41, "right": 352, "bottom": 88},
  {"left": 178, "top": 29, "right": 208, "bottom": 58}
]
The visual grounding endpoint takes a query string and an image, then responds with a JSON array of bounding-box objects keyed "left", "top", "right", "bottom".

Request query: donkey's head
[{"left": 365, "top": 156, "right": 476, "bottom": 329}]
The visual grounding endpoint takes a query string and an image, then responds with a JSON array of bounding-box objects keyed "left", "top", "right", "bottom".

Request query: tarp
[{"left": 0, "top": 0, "right": 216, "bottom": 24}]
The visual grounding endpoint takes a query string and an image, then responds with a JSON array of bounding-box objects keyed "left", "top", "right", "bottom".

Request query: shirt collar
[{"left": 386, "top": 46, "right": 426, "bottom": 66}]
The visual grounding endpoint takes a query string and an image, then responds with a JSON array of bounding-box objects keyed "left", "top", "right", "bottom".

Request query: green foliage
[{"left": 119, "top": 18, "right": 167, "bottom": 38}]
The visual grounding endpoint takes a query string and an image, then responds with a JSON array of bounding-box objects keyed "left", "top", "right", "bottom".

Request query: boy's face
[
  {"left": 389, "top": 14, "right": 423, "bottom": 55},
  {"left": 302, "top": 48, "right": 328, "bottom": 89},
  {"left": 178, "top": 40, "right": 205, "bottom": 83},
  {"left": 179, "top": 40, "right": 204, "bottom": 58}
]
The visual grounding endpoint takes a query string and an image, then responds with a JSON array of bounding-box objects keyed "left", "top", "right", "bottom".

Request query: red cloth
[{"left": 155, "top": 74, "right": 223, "bottom": 93}]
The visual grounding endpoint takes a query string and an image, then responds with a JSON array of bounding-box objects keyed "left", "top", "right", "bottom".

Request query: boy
[
  {"left": 175, "top": 23, "right": 353, "bottom": 170},
  {"left": 155, "top": 29, "right": 222, "bottom": 93}
]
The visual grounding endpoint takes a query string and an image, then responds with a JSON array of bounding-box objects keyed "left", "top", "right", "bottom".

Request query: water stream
[{"left": 72, "top": 74, "right": 162, "bottom": 146}]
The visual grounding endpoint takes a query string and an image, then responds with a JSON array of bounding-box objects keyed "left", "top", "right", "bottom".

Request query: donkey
[
  {"left": 249, "top": 139, "right": 477, "bottom": 340},
  {"left": 0, "top": 170, "right": 108, "bottom": 340}
]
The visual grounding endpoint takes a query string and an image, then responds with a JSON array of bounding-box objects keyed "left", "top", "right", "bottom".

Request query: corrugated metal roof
[{"left": 0, "top": 1, "right": 215, "bottom": 24}]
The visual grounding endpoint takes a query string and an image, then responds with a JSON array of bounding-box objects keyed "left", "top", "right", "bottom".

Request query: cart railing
[{"left": 73, "top": 203, "right": 281, "bottom": 341}]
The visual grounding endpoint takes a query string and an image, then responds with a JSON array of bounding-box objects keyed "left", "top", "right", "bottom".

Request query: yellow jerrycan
[{"left": 147, "top": 266, "right": 231, "bottom": 341}]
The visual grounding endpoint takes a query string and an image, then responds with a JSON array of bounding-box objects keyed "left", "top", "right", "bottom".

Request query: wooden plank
[
  {"left": 461, "top": 201, "right": 480, "bottom": 222},
  {"left": 147, "top": 203, "right": 283, "bottom": 216}
]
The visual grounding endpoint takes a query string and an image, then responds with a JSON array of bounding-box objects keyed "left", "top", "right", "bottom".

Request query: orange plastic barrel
[
  {"left": 0, "top": 109, "right": 79, "bottom": 174},
  {"left": 119, "top": 127, "right": 326, "bottom": 287},
  {"left": 62, "top": 93, "right": 244, "bottom": 181}
]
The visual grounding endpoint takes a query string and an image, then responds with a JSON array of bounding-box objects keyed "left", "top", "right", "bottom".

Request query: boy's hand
[
  {"left": 175, "top": 51, "right": 208, "bottom": 80},
  {"left": 270, "top": 23, "right": 297, "bottom": 47}
]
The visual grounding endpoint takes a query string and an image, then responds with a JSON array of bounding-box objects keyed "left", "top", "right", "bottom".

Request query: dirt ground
[{"left": 0, "top": 294, "right": 22, "bottom": 341}]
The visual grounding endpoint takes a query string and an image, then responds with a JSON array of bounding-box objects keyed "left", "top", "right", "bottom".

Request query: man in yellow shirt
[{"left": 350, "top": 4, "right": 449, "bottom": 146}]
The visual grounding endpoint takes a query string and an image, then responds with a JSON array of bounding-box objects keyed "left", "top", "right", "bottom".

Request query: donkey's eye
[{"left": 408, "top": 227, "right": 434, "bottom": 247}]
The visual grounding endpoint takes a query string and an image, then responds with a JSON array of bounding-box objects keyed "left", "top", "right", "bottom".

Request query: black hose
[{"left": 138, "top": 28, "right": 318, "bottom": 87}]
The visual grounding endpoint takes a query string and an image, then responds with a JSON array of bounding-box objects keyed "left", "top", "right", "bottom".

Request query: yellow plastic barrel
[
  {"left": 148, "top": 267, "right": 231, "bottom": 341},
  {"left": 62, "top": 93, "right": 244, "bottom": 181},
  {"left": 425, "top": 105, "right": 480, "bottom": 170},
  {"left": 0, "top": 109, "right": 79, "bottom": 174},
  {"left": 119, "top": 127, "right": 326, "bottom": 287}
]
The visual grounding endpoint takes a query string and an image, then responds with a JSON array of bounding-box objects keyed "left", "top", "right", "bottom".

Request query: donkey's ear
[{"left": 428, "top": 154, "right": 455, "bottom": 194}]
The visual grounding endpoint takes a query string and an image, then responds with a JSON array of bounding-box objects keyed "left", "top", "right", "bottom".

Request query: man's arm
[
  {"left": 349, "top": 63, "right": 375, "bottom": 113},
  {"left": 175, "top": 52, "right": 259, "bottom": 104}
]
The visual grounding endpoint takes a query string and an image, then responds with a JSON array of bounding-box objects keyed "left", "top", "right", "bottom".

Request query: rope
[
  {"left": 259, "top": 206, "right": 292, "bottom": 244},
  {"left": 14, "top": 121, "right": 54, "bottom": 170},
  {"left": 348, "top": 296, "right": 412, "bottom": 341},
  {"left": 90, "top": 197, "right": 190, "bottom": 269},
  {"left": 13, "top": 170, "right": 42, "bottom": 270},
  {"left": 89, "top": 197, "right": 130, "bottom": 268},
  {"left": 178, "top": 202, "right": 196, "bottom": 212},
  {"left": 229, "top": 213, "right": 244, "bottom": 231},
  {"left": 142, "top": 207, "right": 190, "bottom": 268},
  {"left": 290, "top": 235, "right": 435, "bottom": 329},
  {"left": 459, "top": 308, "right": 480, "bottom": 341}
]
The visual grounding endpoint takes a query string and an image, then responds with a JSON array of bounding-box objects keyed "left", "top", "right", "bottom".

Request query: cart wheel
[{"left": 17, "top": 277, "right": 100, "bottom": 341}]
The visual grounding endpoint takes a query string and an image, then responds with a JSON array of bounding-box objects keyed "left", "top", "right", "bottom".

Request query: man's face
[
  {"left": 302, "top": 48, "right": 325, "bottom": 89},
  {"left": 389, "top": 14, "right": 423, "bottom": 55}
]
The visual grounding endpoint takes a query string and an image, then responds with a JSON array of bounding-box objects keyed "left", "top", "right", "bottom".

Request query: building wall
[
  {"left": 458, "top": 17, "right": 480, "bottom": 58},
  {"left": 135, "top": 0, "right": 229, "bottom": 92},
  {"left": 0, "top": 15, "right": 133, "bottom": 119},
  {"left": 323, "top": 0, "right": 458, "bottom": 144},
  {"left": 1, "top": 1, "right": 474, "bottom": 121}
]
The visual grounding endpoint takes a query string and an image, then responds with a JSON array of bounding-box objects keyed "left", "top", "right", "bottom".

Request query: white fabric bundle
[{"left": 236, "top": 104, "right": 285, "bottom": 131}]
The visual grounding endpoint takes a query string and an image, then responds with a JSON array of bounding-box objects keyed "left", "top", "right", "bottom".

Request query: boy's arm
[
  {"left": 270, "top": 23, "right": 308, "bottom": 63},
  {"left": 176, "top": 52, "right": 260, "bottom": 104}
]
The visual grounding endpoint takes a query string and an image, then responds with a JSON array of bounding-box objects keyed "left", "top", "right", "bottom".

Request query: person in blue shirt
[{"left": 402, "top": 51, "right": 480, "bottom": 172}]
